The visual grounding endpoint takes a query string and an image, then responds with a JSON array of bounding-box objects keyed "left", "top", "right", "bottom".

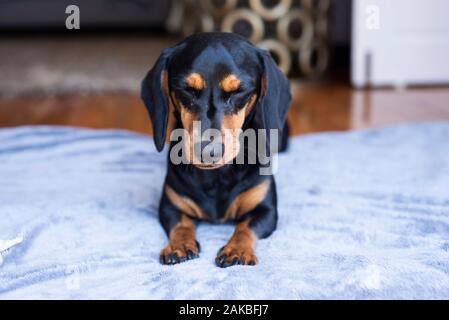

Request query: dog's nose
[{"left": 194, "top": 141, "right": 225, "bottom": 162}]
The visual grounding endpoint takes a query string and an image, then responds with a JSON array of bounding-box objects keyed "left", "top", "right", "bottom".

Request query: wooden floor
[{"left": 1, "top": 78, "right": 449, "bottom": 136}]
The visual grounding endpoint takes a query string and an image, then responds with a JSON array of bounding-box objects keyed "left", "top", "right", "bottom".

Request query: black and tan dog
[{"left": 141, "top": 32, "right": 291, "bottom": 267}]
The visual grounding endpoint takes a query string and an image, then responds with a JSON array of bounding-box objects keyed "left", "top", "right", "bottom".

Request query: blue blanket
[{"left": 1, "top": 123, "right": 448, "bottom": 299}]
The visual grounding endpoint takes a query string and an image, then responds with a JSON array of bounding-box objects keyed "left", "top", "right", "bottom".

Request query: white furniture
[{"left": 352, "top": 0, "right": 449, "bottom": 87}]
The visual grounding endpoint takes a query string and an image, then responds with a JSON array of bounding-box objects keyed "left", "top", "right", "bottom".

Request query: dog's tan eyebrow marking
[
  {"left": 185, "top": 72, "right": 206, "bottom": 90},
  {"left": 220, "top": 74, "right": 241, "bottom": 92}
]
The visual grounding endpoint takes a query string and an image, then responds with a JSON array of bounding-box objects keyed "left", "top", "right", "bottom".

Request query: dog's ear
[
  {"left": 141, "top": 48, "right": 174, "bottom": 152},
  {"left": 254, "top": 49, "right": 291, "bottom": 153}
]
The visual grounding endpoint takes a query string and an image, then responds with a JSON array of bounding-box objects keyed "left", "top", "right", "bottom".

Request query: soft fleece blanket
[{"left": 0, "top": 123, "right": 448, "bottom": 299}]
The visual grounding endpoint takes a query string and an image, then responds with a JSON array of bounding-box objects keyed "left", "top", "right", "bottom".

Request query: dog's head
[{"left": 141, "top": 32, "right": 291, "bottom": 169}]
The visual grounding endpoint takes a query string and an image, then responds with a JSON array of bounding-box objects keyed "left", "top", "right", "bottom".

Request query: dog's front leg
[
  {"left": 215, "top": 219, "right": 258, "bottom": 267},
  {"left": 159, "top": 191, "right": 200, "bottom": 265},
  {"left": 215, "top": 189, "right": 278, "bottom": 268},
  {"left": 215, "top": 178, "right": 278, "bottom": 268}
]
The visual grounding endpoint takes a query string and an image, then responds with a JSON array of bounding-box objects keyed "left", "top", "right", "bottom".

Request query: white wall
[{"left": 352, "top": 0, "right": 449, "bottom": 87}]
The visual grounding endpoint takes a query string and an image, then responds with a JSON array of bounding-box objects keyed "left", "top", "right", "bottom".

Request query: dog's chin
[
  {"left": 194, "top": 163, "right": 224, "bottom": 170},
  {"left": 191, "top": 151, "right": 240, "bottom": 170}
]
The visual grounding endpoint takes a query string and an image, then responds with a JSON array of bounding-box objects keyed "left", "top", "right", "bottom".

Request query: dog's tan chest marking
[
  {"left": 224, "top": 180, "right": 270, "bottom": 221},
  {"left": 165, "top": 185, "right": 208, "bottom": 220}
]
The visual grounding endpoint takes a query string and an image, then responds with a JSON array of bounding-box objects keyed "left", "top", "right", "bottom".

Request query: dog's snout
[
  {"left": 194, "top": 141, "right": 225, "bottom": 162},
  {"left": 210, "top": 142, "right": 225, "bottom": 159}
]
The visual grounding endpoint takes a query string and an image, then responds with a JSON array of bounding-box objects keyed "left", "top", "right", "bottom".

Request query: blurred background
[{"left": 0, "top": 0, "right": 448, "bottom": 136}]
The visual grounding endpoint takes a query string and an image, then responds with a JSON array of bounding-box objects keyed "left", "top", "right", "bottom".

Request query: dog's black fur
[{"left": 141, "top": 32, "right": 291, "bottom": 267}]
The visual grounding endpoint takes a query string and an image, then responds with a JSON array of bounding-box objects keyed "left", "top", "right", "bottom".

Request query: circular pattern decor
[
  {"left": 315, "top": 13, "right": 328, "bottom": 37},
  {"left": 200, "top": 0, "right": 239, "bottom": 17},
  {"left": 221, "top": 9, "right": 265, "bottom": 43},
  {"left": 299, "top": 40, "right": 329, "bottom": 76},
  {"left": 169, "top": 0, "right": 333, "bottom": 77},
  {"left": 301, "top": 0, "right": 331, "bottom": 14},
  {"left": 249, "top": 0, "right": 292, "bottom": 21},
  {"left": 257, "top": 39, "right": 292, "bottom": 74},
  {"left": 276, "top": 9, "right": 314, "bottom": 50}
]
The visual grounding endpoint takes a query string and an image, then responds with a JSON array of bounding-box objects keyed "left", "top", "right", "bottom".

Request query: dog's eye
[
  {"left": 186, "top": 87, "right": 201, "bottom": 98},
  {"left": 222, "top": 88, "right": 240, "bottom": 100},
  {"left": 224, "top": 87, "right": 251, "bottom": 102}
]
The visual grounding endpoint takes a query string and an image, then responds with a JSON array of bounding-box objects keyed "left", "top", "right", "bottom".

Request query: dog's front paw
[
  {"left": 215, "top": 244, "right": 257, "bottom": 268},
  {"left": 160, "top": 240, "right": 200, "bottom": 265}
]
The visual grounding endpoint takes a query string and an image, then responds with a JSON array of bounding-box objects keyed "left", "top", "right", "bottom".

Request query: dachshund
[{"left": 141, "top": 32, "right": 291, "bottom": 267}]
